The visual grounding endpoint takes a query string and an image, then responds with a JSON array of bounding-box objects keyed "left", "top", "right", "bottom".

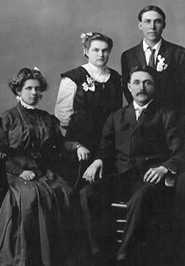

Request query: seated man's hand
[
  {"left": 0, "top": 152, "right": 7, "bottom": 159},
  {"left": 82, "top": 159, "right": 103, "bottom": 183},
  {"left": 143, "top": 166, "right": 168, "bottom": 184},
  {"left": 77, "top": 145, "right": 90, "bottom": 161},
  {"left": 19, "top": 170, "right": 36, "bottom": 181}
]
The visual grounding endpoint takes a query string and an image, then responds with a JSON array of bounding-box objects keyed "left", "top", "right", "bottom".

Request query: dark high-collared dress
[{"left": 0, "top": 103, "right": 72, "bottom": 266}]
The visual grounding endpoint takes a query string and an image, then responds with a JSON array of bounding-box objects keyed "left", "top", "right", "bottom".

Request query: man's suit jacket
[
  {"left": 97, "top": 101, "right": 184, "bottom": 176},
  {"left": 121, "top": 39, "right": 185, "bottom": 111}
]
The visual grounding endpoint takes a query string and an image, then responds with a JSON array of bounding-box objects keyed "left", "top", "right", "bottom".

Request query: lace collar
[
  {"left": 16, "top": 96, "right": 36, "bottom": 110},
  {"left": 82, "top": 63, "right": 110, "bottom": 83}
]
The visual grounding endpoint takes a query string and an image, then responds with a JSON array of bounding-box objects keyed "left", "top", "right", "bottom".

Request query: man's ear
[
  {"left": 128, "top": 82, "right": 131, "bottom": 93},
  {"left": 138, "top": 22, "right": 143, "bottom": 31}
]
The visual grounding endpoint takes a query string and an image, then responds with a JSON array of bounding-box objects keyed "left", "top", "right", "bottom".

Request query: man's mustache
[{"left": 136, "top": 91, "right": 148, "bottom": 96}]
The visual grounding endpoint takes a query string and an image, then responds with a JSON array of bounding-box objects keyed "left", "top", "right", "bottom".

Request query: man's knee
[{"left": 128, "top": 183, "right": 157, "bottom": 209}]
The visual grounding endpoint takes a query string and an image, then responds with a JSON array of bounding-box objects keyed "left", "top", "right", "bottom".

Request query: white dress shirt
[
  {"left": 133, "top": 100, "right": 152, "bottom": 120},
  {"left": 143, "top": 39, "right": 162, "bottom": 66}
]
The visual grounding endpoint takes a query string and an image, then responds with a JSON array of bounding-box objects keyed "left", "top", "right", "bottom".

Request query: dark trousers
[
  {"left": 79, "top": 178, "right": 113, "bottom": 256},
  {"left": 78, "top": 167, "right": 174, "bottom": 265},
  {"left": 116, "top": 170, "right": 174, "bottom": 259},
  {"left": 173, "top": 171, "right": 185, "bottom": 266}
]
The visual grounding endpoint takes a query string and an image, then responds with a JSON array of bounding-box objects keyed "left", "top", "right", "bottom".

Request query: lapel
[
  {"left": 120, "top": 100, "right": 158, "bottom": 136},
  {"left": 157, "top": 39, "right": 170, "bottom": 65},
  {"left": 135, "top": 42, "right": 147, "bottom": 66},
  {"left": 120, "top": 104, "right": 137, "bottom": 132}
]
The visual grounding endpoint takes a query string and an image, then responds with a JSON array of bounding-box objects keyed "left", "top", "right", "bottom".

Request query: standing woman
[
  {"left": 0, "top": 67, "right": 72, "bottom": 266},
  {"left": 55, "top": 32, "right": 122, "bottom": 263},
  {"left": 55, "top": 32, "right": 122, "bottom": 160}
]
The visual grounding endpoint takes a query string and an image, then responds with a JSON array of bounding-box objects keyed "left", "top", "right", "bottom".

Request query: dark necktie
[{"left": 148, "top": 48, "right": 155, "bottom": 68}]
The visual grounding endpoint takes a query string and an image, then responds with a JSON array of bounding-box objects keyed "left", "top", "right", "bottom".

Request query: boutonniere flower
[
  {"left": 156, "top": 55, "right": 168, "bottom": 72},
  {"left": 82, "top": 75, "right": 95, "bottom": 92}
]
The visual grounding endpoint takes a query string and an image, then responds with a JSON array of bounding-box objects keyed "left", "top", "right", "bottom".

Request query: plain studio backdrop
[{"left": 0, "top": 0, "right": 185, "bottom": 114}]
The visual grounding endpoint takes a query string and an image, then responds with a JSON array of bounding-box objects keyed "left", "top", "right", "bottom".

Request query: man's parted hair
[
  {"left": 128, "top": 65, "right": 158, "bottom": 85},
  {"left": 138, "top": 5, "right": 166, "bottom": 24}
]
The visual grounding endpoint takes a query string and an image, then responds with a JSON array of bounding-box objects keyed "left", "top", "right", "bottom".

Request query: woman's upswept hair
[
  {"left": 80, "top": 32, "right": 113, "bottom": 57},
  {"left": 9, "top": 67, "right": 48, "bottom": 95}
]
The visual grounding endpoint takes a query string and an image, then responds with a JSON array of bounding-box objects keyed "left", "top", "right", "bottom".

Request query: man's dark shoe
[{"left": 116, "top": 252, "right": 127, "bottom": 266}]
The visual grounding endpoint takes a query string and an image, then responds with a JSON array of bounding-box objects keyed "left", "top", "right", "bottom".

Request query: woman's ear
[
  {"left": 84, "top": 48, "right": 89, "bottom": 58},
  {"left": 16, "top": 89, "right": 21, "bottom": 96}
]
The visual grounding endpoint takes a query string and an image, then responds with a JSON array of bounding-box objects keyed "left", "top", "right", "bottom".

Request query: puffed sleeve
[{"left": 55, "top": 77, "right": 77, "bottom": 136}]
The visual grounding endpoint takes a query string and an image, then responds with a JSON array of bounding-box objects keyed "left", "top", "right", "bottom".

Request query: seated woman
[
  {"left": 0, "top": 67, "right": 72, "bottom": 266},
  {"left": 55, "top": 32, "right": 123, "bottom": 264}
]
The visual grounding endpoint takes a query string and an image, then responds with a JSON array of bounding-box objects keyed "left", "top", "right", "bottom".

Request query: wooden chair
[
  {"left": 111, "top": 201, "right": 127, "bottom": 247},
  {"left": 110, "top": 189, "right": 174, "bottom": 266}
]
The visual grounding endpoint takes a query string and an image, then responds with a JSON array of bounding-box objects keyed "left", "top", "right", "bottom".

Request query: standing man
[
  {"left": 121, "top": 5, "right": 185, "bottom": 112},
  {"left": 83, "top": 66, "right": 185, "bottom": 265}
]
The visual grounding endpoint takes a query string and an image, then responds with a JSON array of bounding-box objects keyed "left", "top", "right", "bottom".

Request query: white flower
[
  {"left": 80, "top": 32, "right": 93, "bottom": 41},
  {"left": 80, "top": 33, "right": 86, "bottom": 39},
  {"left": 86, "top": 32, "right": 93, "bottom": 37},
  {"left": 33, "top": 66, "right": 40, "bottom": 71},
  {"left": 82, "top": 75, "right": 95, "bottom": 92},
  {"left": 156, "top": 55, "right": 168, "bottom": 72}
]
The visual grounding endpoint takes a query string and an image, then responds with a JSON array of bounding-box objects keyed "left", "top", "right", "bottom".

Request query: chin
[
  {"left": 96, "top": 60, "right": 106, "bottom": 66},
  {"left": 137, "top": 98, "right": 149, "bottom": 105},
  {"left": 96, "top": 63, "right": 105, "bottom": 67},
  {"left": 30, "top": 101, "right": 38, "bottom": 106},
  {"left": 147, "top": 35, "right": 159, "bottom": 42}
]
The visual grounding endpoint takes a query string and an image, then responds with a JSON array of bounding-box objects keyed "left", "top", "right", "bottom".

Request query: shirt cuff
[{"left": 164, "top": 168, "right": 176, "bottom": 187}]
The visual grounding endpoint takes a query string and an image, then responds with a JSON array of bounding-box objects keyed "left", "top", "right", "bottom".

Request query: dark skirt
[{"left": 0, "top": 171, "right": 72, "bottom": 266}]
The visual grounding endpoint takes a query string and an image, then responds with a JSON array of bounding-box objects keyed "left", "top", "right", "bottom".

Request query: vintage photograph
[{"left": 0, "top": 0, "right": 185, "bottom": 265}]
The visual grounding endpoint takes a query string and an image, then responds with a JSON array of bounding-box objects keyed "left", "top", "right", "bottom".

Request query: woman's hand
[
  {"left": 77, "top": 145, "right": 90, "bottom": 161},
  {"left": 82, "top": 159, "right": 103, "bottom": 183},
  {"left": 19, "top": 170, "right": 36, "bottom": 181}
]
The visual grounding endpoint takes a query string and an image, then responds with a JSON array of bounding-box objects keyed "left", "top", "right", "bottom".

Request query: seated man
[{"left": 82, "top": 66, "right": 185, "bottom": 265}]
